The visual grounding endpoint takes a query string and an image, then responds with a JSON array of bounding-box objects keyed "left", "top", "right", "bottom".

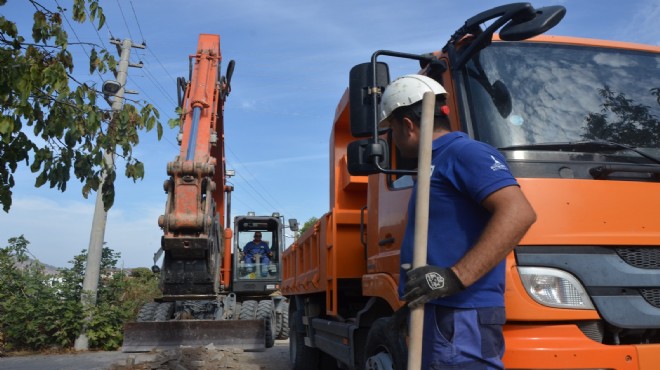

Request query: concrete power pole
[{"left": 74, "top": 38, "right": 145, "bottom": 351}]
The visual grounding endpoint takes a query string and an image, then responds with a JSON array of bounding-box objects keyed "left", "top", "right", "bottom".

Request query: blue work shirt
[
  {"left": 399, "top": 131, "right": 519, "bottom": 308},
  {"left": 244, "top": 241, "right": 271, "bottom": 263}
]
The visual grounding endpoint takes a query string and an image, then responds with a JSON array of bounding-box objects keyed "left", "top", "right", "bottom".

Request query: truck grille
[
  {"left": 613, "top": 248, "right": 660, "bottom": 308},
  {"left": 640, "top": 289, "right": 660, "bottom": 308},
  {"left": 516, "top": 246, "right": 660, "bottom": 330},
  {"left": 616, "top": 247, "right": 660, "bottom": 269}
]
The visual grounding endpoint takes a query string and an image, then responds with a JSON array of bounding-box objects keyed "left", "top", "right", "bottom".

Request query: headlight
[{"left": 518, "top": 267, "right": 594, "bottom": 310}]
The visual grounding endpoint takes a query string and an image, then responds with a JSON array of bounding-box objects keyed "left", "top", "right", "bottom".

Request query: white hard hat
[{"left": 378, "top": 74, "right": 447, "bottom": 128}]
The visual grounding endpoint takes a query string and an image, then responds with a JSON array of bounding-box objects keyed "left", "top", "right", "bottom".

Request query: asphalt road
[{"left": 0, "top": 339, "right": 291, "bottom": 370}]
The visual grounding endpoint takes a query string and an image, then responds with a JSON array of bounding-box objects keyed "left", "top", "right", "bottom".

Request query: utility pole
[{"left": 74, "top": 38, "right": 145, "bottom": 351}]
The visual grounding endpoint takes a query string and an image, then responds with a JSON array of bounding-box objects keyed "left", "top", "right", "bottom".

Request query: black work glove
[{"left": 403, "top": 265, "right": 465, "bottom": 308}]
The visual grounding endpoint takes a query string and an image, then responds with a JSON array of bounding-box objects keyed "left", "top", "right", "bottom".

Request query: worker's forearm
[{"left": 452, "top": 187, "right": 536, "bottom": 287}]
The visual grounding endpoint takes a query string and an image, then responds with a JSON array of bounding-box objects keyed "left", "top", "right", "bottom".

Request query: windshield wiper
[{"left": 499, "top": 140, "right": 660, "bottom": 165}]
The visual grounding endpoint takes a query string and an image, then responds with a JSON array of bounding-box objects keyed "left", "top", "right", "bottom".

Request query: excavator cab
[{"left": 232, "top": 213, "right": 296, "bottom": 293}]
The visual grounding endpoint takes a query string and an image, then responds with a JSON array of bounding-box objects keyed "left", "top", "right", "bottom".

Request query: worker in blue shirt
[
  {"left": 379, "top": 74, "right": 537, "bottom": 369},
  {"left": 243, "top": 232, "right": 272, "bottom": 277}
]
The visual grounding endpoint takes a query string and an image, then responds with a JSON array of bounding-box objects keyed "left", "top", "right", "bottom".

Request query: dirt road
[{"left": 0, "top": 339, "right": 291, "bottom": 370}]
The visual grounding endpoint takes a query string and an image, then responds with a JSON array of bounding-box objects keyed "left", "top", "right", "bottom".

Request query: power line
[
  {"left": 141, "top": 64, "right": 178, "bottom": 107},
  {"left": 129, "top": 0, "right": 146, "bottom": 42},
  {"left": 127, "top": 78, "right": 179, "bottom": 149},
  {"left": 107, "top": 0, "right": 179, "bottom": 110},
  {"left": 226, "top": 145, "right": 294, "bottom": 217},
  {"left": 54, "top": 0, "right": 105, "bottom": 82},
  {"left": 146, "top": 47, "right": 178, "bottom": 86},
  {"left": 115, "top": 0, "right": 135, "bottom": 41}
]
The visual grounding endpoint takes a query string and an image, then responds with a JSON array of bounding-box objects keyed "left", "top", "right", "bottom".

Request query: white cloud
[{"left": 0, "top": 195, "right": 163, "bottom": 268}]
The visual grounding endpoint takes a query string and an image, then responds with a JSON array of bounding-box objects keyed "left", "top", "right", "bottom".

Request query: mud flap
[{"left": 122, "top": 319, "right": 266, "bottom": 352}]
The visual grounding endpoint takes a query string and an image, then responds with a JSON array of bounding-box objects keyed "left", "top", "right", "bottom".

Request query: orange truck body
[{"left": 283, "top": 3, "right": 660, "bottom": 370}]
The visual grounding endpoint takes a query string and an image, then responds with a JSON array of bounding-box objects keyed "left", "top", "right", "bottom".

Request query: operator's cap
[{"left": 378, "top": 74, "right": 447, "bottom": 128}]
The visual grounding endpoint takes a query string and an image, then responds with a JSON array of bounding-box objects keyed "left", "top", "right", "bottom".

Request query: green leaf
[
  {"left": 0, "top": 115, "right": 14, "bottom": 134},
  {"left": 89, "top": 48, "right": 98, "bottom": 74},
  {"left": 35, "top": 172, "right": 47, "bottom": 188},
  {"left": 97, "top": 11, "right": 106, "bottom": 30},
  {"left": 31, "top": 11, "right": 47, "bottom": 43},
  {"left": 72, "top": 0, "right": 86, "bottom": 22}
]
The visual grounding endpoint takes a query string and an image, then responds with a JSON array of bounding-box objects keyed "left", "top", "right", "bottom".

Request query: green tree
[
  {"left": 57, "top": 247, "right": 160, "bottom": 350},
  {"left": 0, "top": 0, "right": 163, "bottom": 212},
  {"left": 0, "top": 236, "right": 82, "bottom": 351},
  {"left": 119, "top": 267, "right": 160, "bottom": 318},
  {"left": 0, "top": 236, "right": 160, "bottom": 352},
  {"left": 298, "top": 216, "right": 319, "bottom": 236}
]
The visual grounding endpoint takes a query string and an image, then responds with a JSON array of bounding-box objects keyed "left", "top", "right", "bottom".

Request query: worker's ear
[{"left": 402, "top": 116, "right": 417, "bottom": 135}]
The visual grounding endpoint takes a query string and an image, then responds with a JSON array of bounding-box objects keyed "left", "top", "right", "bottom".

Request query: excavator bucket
[{"left": 122, "top": 319, "right": 266, "bottom": 352}]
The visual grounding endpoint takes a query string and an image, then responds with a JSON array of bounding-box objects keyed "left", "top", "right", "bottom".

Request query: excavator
[{"left": 122, "top": 34, "right": 297, "bottom": 352}]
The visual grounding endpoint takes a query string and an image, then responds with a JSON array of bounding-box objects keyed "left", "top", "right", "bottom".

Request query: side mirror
[
  {"left": 225, "top": 60, "right": 235, "bottom": 87},
  {"left": 499, "top": 6, "right": 566, "bottom": 41},
  {"left": 288, "top": 219, "right": 299, "bottom": 232},
  {"left": 449, "top": 3, "right": 566, "bottom": 70},
  {"left": 349, "top": 62, "right": 390, "bottom": 138},
  {"left": 347, "top": 138, "right": 389, "bottom": 175}
]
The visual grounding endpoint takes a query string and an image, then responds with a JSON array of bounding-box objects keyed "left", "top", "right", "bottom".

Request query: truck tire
[
  {"left": 276, "top": 301, "right": 290, "bottom": 340},
  {"left": 364, "top": 317, "right": 407, "bottom": 370},
  {"left": 136, "top": 302, "right": 159, "bottom": 322},
  {"left": 153, "top": 302, "right": 174, "bottom": 321},
  {"left": 239, "top": 300, "right": 258, "bottom": 320},
  {"left": 290, "top": 307, "right": 319, "bottom": 370},
  {"left": 256, "top": 300, "right": 276, "bottom": 348}
]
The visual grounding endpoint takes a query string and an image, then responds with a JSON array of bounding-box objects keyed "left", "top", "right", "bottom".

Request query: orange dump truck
[{"left": 282, "top": 3, "right": 660, "bottom": 370}]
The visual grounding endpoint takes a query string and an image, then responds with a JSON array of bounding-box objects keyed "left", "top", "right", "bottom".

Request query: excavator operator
[{"left": 243, "top": 232, "right": 273, "bottom": 277}]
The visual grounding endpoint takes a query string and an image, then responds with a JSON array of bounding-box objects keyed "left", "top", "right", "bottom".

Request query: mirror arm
[
  {"left": 369, "top": 50, "right": 435, "bottom": 140},
  {"left": 372, "top": 143, "right": 416, "bottom": 176},
  {"left": 364, "top": 50, "right": 435, "bottom": 176},
  {"left": 450, "top": 3, "right": 536, "bottom": 70}
]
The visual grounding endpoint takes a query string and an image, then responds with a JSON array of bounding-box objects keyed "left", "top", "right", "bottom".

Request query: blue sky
[{"left": 1, "top": 0, "right": 659, "bottom": 268}]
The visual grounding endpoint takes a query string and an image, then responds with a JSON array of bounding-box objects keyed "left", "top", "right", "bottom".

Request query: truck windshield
[{"left": 465, "top": 42, "right": 660, "bottom": 162}]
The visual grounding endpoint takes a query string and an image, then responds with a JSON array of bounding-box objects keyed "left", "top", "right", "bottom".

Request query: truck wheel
[
  {"left": 364, "top": 317, "right": 407, "bottom": 370},
  {"left": 276, "top": 301, "right": 290, "bottom": 340},
  {"left": 257, "top": 300, "right": 276, "bottom": 348},
  {"left": 153, "top": 302, "right": 174, "bottom": 321},
  {"left": 239, "top": 300, "right": 258, "bottom": 320},
  {"left": 290, "top": 307, "right": 319, "bottom": 370},
  {"left": 136, "top": 302, "right": 159, "bottom": 322}
]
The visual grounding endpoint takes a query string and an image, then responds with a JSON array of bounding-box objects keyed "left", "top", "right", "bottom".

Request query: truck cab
[
  {"left": 283, "top": 3, "right": 660, "bottom": 369},
  {"left": 349, "top": 7, "right": 660, "bottom": 370}
]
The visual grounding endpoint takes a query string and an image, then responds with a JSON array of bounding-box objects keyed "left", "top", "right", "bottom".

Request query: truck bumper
[{"left": 503, "top": 324, "right": 660, "bottom": 369}]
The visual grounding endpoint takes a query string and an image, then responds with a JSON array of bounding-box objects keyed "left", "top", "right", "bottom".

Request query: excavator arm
[{"left": 156, "top": 34, "right": 234, "bottom": 297}]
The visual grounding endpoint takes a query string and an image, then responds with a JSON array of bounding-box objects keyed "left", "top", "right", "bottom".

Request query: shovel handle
[{"left": 407, "top": 91, "right": 436, "bottom": 370}]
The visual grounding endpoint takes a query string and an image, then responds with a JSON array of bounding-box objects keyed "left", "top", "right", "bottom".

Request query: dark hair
[{"left": 391, "top": 97, "right": 449, "bottom": 131}]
